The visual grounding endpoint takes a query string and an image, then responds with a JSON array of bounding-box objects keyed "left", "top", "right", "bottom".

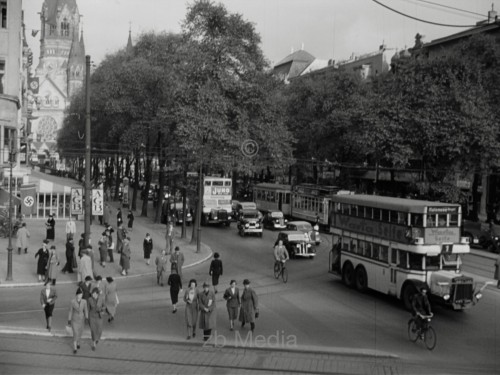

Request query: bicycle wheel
[
  {"left": 407, "top": 319, "right": 419, "bottom": 342},
  {"left": 282, "top": 267, "right": 288, "bottom": 283},
  {"left": 274, "top": 263, "right": 281, "bottom": 279},
  {"left": 424, "top": 326, "right": 437, "bottom": 350}
]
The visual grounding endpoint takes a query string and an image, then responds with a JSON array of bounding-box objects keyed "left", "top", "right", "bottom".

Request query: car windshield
[
  {"left": 270, "top": 212, "right": 283, "bottom": 218},
  {"left": 242, "top": 211, "right": 259, "bottom": 219}
]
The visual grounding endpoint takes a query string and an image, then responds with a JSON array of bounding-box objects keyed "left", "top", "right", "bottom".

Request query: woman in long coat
[
  {"left": 239, "top": 279, "right": 259, "bottom": 332},
  {"left": 183, "top": 279, "right": 198, "bottom": 340},
  {"left": 68, "top": 288, "right": 89, "bottom": 354},
  {"left": 88, "top": 288, "right": 105, "bottom": 350},
  {"left": 104, "top": 276, "right": 118, "bottom": 322},
  {"left": 35, "top": 240, "right": 50, "bottom": 282},
  {"left": 45, "top": 214, "right": 55, "bottom": 240},
  {"left": 120, "top": 237, "right": 131, "bottom": 276},
  {"left": 198, "top": 282, "right": 216, "bottom": 341},
  {"left": 223, "top": 280, "right": 240, "bottom": 331},
  {"left": 127, "top": 210, "right": 134, "bottom": 230},
  {"left": 143, "top": 233, "right": 153, "bottom": 265},
  {"left": 45, "top": 245, "right": 59, "bottom": 285},
  {"left": 16, "top": 222, "right": 30, "bottom": 254}
]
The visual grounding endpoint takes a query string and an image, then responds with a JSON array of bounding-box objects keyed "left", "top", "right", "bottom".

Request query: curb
[
  {"left": 0, "top": 247, "right": 213, "bottom": 289},
  {"left": 0, "top": 326, "right": 399, "bottom": 360}
]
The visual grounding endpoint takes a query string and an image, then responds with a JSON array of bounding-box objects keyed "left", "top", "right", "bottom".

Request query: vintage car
[
  {"left": 232, "top": 201, "right": 262, "bottom": 222},
  {"left": 237, "top": 209, "right": 263, "bottom": 237},
  {"left": 286, "top": 220, "right": 321, "bottom": 245},
  {"left": 276, "top": 231, "right": 316, "bottom": 259},
  {"left": 262, "top": 210, "right": 287, "bottom": 230},
  {"left": 173, "top": 207, "right": 193, "bottom": 226}
]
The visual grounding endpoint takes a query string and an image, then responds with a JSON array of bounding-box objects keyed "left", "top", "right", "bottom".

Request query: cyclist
[
  {"left": 274, "top": 240, "right": 289, "bottom": 271},
  {"left": 411, "top": 286, "right": 432, "bottom": 337}
]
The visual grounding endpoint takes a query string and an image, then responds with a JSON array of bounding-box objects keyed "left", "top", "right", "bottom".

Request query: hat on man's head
[
  {"left": 203, "top": 282, "right": 210, "bottom": 287},
  {"left": 175, "top": 246, "right": 180, "bottom": 251},
  {"left": 243, "top": 279, "right": 250, "bottom": 285},
  {"left": 43, "top": 239, "right": 49, "bottom": 244},
  {"left": 85, "top": 276, "right": 93, "bottom": 282},
  {"left": 76, "top": 288, "right": 83, "bottom": 295}
]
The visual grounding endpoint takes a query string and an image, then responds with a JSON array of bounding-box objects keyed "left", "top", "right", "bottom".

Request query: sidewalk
[{"left": 0, "top": 199, "right": 211, "bottom": 287}]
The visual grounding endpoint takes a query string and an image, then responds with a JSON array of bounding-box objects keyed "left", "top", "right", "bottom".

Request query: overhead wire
[{"left": 371, "top": 0, "right": 486, "bottom": 27}]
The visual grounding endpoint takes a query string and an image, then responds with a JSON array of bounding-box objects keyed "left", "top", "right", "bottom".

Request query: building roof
[
  {"left": 43, "top": 0, "right": 78, "bottom": 26},
  {"left": 424, "top": 22, "right": 500, "bottom": 49},
  {"left": 275, "top": 49, "right": 315, "bottom": 67}
]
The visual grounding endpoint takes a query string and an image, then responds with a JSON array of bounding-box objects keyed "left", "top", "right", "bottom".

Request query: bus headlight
[
  {"left": 307, "top": 244, "right": 311, "bottom": 248},
  {"left": 245, "top": 223, "right": 249, "bottom": 228},
  {"left": 443, "top": 294, "right": 450, "bottom": 301},
  {"left": 475, "top": 292, "right": 483, "bottom": 300}
]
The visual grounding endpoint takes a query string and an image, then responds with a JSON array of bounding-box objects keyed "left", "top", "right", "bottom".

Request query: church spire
[{"left": 126, "top": 23, "right": 133, "bottom": 54}]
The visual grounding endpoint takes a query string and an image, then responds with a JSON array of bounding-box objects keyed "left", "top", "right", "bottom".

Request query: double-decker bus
[
  {"left": 328, "top": 194, "right": 483, "bottom": 310},
  {"left": 202, "top": 177, "right": 232, "bottom": 226}
]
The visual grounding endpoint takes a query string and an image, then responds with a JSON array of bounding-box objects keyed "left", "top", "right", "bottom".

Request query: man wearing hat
[
  {"left": 199, "top": 282, "right": 216, "bottom": 341},
  {"left": 239, "top": 279, "right": 259, "bottom": 332},
  {"left": 45, "top": 214, "right": 55, "bottom": 240},
  {"left": 170, "top": 246, "right": 185, "bottom": 281}
]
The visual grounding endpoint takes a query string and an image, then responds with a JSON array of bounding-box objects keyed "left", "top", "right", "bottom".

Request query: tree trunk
[
  {"left": 181, "top": 187, "right": 187, "bottom": 239},
  {"left": 114, "top": 154, "right": 121, "bottom": 201},
  {"left": 155, "top": 132, "right": 165, "bottom": 224},
  {"left": 132, "top": 149, "right": 140, "bottom": 211},
  {"left": 141, "top": 127, "right": 151, "bottom": 217}
]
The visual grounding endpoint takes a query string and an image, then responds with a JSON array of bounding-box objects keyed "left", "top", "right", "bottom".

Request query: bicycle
[
  {"left": 408, "top": 313, "right": 436, "bottom": 350},
  {"left": 273, "top": 260, "right": 288, "bottom": 283}
]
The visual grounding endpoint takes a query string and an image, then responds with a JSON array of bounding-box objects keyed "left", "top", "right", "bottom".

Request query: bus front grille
[{"left": 451, "top": 276, "right": 473, "bottom": 304}]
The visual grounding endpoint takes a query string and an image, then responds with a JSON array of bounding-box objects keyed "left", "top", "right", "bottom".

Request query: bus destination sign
[{"left": 428, "top": 206, "right": 458, "bottom": 214}]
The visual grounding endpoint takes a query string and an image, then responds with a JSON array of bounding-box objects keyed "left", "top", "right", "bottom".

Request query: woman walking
[
  {"left": 183, "top": 279, "right": 198, "bottom": 339},
  {"left": 88, "top": 288, "right": 105, "bottom": 351},
  {"left": 198, "top": 282, "right": 216, "bottom": 341},
  {"left": 143, "top": 233, "right": 153, "bottom": 265},
  {"left": 223, "top": 280, "right": 240, "bottom": 331},
  {"left": 209, "top": 252, "right": 223, "bottom": 294},
  {"left": 45, "top": 214, "right": 55, "bottom": 240},
  {"left": 40, "top": 283, "right": 57, "bottom": 332},
  {"left": 68, "top": 288, "right": 89, "bottom": 354},
  {"left": 120, "top": 237, "right": 131, "bottom": 276},
  {"left": 35, "top": 240, "right": 50, "bottom": 282},
  {"left": 167, "top": 267, "right": 183, "bottom": 313},
  {"left": 45, "top": 245, "right": 60, "bottom": 285},
  {"left": 16, "top": 222, "right": 30, "bottom": 254},
  {"left": 127, "top": 210, "right": 134, "bottom": 230},
  {"left": 104, "top": 277, "right": 118, "bottom": 322},
  {"left": 239, "top": 279, "right": 259, "bottom": 332}
]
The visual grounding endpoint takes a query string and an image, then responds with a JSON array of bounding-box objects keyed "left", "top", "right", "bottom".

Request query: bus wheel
[
  {"left": 342, "top": 262, "right": 355, "bottom": 288},
  {"left": 402, "top": 284, "right": 417, "bottom": 311},
  {"left": 355, "top": 266, "right": 368, "bottom": 292}
]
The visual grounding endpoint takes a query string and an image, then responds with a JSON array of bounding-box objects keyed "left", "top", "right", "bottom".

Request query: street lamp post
[
  {"left": 6, "top": 141, "right": 16, "bottom": 281},
  {"left": 84, "top": 55, "right": 91, "bottom": 246},
  {"left": 196, "top": 164, "right": 202, "bottom": 253}
]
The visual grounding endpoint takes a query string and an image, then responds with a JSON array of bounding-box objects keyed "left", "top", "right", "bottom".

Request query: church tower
[{"left": 33, "top": 0, "right": 84, "bottom": 144}]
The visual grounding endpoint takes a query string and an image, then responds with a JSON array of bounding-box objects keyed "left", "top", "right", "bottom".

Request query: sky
[{"left": 22, "top": 0, "right": 500, "bottom": 67}]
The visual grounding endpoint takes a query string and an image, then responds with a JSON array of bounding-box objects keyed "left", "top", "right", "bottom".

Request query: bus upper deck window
[
  {"left": 411, "top": 214, "right": 423, "bottom": 226},
  {"left": 351, "top": 205, "right": 358, "bottom": 217},
  {"left": 342, "top": 204, "right": 350, "bottom": 215},
  {"left": 357, "top": 206, "right": 365, "bottom": 217},
  {"left": 373, "top": 208, "right": 381, "bottom": 220},
  {"left": 365, "top": 207, "right": 373, "bottom": 219},
  {"left": 427, "top": 215, "right": 435, "bottom": 227},
  {"left": 382, "top": 209, "right": 389, "bottom": 222}
]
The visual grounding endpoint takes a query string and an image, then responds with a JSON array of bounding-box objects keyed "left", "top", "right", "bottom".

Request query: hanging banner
[
  {"left": 20, "top": 184, "right": 37, "bottom": 216},
  {"left": 70, "top": 188, "right": 83, "bottom": 215},
  {"left": 92, "top": 189, "right": 104, "bottom": 215}
]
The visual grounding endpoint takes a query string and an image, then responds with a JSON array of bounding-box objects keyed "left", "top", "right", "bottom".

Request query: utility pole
[
  {"left": 84, "top": 55, "right": 91, "bottom": 246},
  {"left": 6, "top": 136, "right": 16, "bottom": 281}
]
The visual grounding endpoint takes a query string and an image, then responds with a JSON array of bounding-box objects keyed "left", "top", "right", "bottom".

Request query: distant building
[
  {"left": 273, "top": 49, "right": 329, "bottom": 82},
  {"left": 0, "top": 0, "right": 22, "bottom": 166},
  {"left": 337, "top": 44, "right": 394, "bottom": 80},
  {"left": 30, "top": 0, "right": 85, "bottom": 149}
]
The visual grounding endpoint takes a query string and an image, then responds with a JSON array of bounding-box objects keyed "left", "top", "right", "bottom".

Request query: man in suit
[
  {"left": 79, "top": 276, "right": 93, "bottom": 301},
  {"left": 170, "top": 246, "right": 185, "bottom": 281},
  {"left": 40, "top": 283, "right": 57, "bottom": 332}
]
